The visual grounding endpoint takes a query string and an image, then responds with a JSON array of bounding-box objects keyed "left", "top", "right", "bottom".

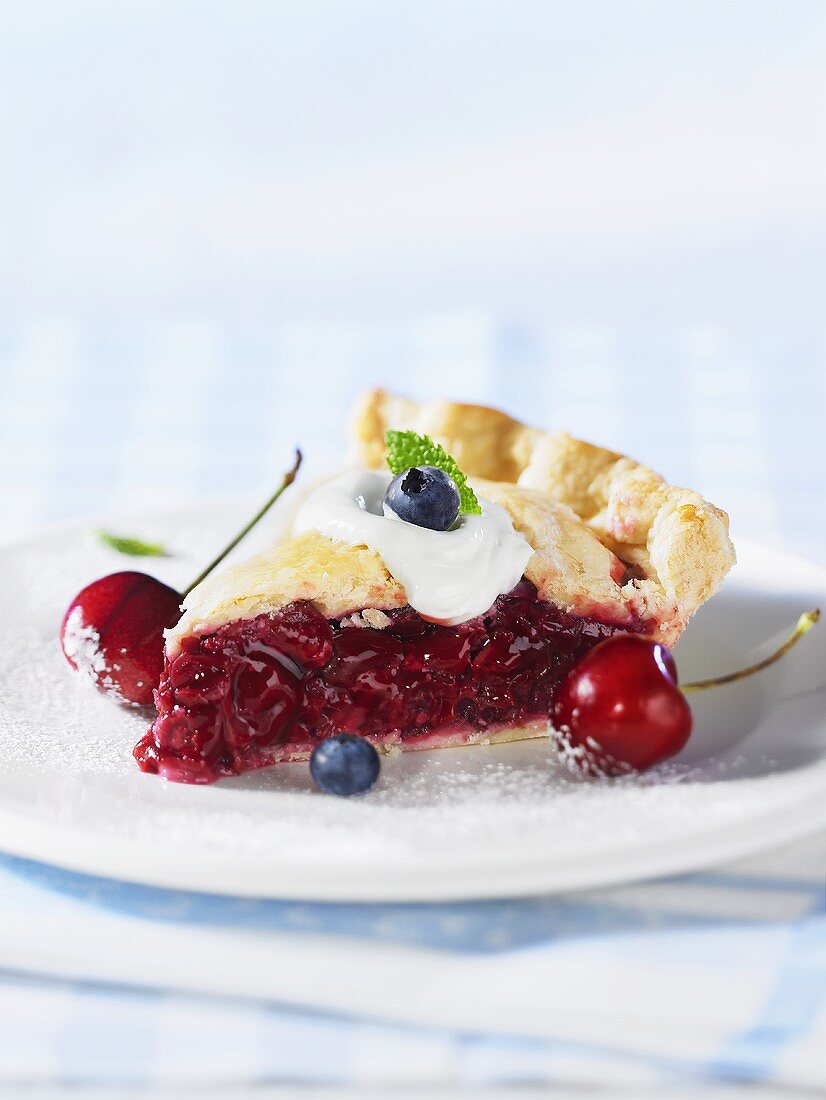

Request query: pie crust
[
  {"left": 170, "top": 392, "right": 734, "bottom": 651},
  {"left": 350, "top": 389, "right": 736, "bottom": 647}
]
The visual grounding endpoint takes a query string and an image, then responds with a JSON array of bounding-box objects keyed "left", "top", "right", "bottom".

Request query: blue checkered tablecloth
[{"left": 1, "top": 319, "right": 825, "bottom": 1092}]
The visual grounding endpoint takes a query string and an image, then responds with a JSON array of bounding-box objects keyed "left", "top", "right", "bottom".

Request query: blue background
[{"left": 0, "top": 0, "right": 824, "bottom": 558}]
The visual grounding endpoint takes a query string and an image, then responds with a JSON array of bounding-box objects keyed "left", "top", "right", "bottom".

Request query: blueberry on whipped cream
[
  {"left": 384, "top": 465, "right": 460, "bottom": 531},
  {"left": 293, "top": 469, "right": 533, "bottom": 625}
]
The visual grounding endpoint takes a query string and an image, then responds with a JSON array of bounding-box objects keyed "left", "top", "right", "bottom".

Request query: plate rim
[{"left": 1, "top": 778, "right": 825, "bottom": 902}]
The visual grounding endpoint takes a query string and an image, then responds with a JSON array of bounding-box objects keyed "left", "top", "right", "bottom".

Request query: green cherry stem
[
  {"left": 681, "top": 608, "right": 820, "bottom": 694},
  {"left": 182, "top": 449, "right": 302, "bottom": 598}
]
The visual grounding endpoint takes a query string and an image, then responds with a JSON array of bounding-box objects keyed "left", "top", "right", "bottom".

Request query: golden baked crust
[
  {"left": 169, "top": 531, "right": 408, "bottom": 653},
  {"left": 476, "top": 481, "right": 636, "bottom": 627},
  {"left": 351, "top": 389, "right": 736, "bottom": 645},
  {"left": 350, "top": 389, "right": 543, "bottom": 483},
  {"left": 170, "top": 389, "right": 734, "bottom": 653}
]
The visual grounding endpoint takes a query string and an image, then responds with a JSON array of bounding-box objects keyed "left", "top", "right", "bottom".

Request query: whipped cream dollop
[{"left": 294, "top": 470, "right": 533, "bottom": 624}]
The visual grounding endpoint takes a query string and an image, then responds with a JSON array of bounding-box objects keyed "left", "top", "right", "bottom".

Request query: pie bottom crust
[{"left": 269, "top": 720, "right": 549, "bottom": 763}]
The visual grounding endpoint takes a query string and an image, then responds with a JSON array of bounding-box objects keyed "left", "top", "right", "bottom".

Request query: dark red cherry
[
  {"left": 552, "top": 634, "right": 692, "bottom": 775},
  {"left": 60, "top": 571, "right": 182, "bottom": 706}
]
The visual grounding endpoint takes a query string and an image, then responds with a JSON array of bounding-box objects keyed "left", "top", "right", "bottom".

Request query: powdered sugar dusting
[
  {"left": 551, "top": 723, "right": 637, "bottom": 778},
  {"left": 60, "top": 604, "right": 135, "bottom": 706},
  {"left": 61, "top": 605, "right": 104, "bottom": 679}
]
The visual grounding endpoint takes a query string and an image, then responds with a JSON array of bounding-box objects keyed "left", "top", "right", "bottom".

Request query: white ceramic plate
[{"left": 1, "top": 500, "right": 825, "bottom": 902}]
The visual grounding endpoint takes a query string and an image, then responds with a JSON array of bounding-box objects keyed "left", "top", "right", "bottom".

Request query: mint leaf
[
  {"left": 97, "top": 530, "right": 168, "bottom": 557},
  {"left": 385, "top": 429, "right": 482, "bottom": 515}
]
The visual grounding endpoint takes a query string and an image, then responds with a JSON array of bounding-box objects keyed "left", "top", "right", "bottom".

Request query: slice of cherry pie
[{"left": 134, "top": 391, "right": 735, "bottom": 783}]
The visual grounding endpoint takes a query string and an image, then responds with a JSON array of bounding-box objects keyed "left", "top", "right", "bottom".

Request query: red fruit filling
[{"left": 134, "top": 581, "right": 644, "bottom": 783}]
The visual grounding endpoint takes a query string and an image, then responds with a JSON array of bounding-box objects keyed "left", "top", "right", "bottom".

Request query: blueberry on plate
[
  {"left": 310, "top": 733, "right": 381, "bottom": 796},
  {"left": 384, "top": 465, "right": 461, "bottom": 531}
]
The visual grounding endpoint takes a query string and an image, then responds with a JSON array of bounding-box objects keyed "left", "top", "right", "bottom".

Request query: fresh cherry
[
  {"left": 552, "top": 634, "right": 692, "bottom": 776},
  {"left": 60, "top": 571, "right": 182, "bottom": 706}
]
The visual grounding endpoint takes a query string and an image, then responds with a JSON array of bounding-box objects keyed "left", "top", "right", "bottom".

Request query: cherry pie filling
[{"left": 134, "top": 580, "right": 645, "bottom": 783}]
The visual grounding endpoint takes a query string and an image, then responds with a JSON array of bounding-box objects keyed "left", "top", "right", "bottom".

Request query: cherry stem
[
  {"left": 681, "top": 609, "right": 820, "bottom": 694},
  {"left": 182, "top": 449, "right": 302, "bottom": 598}
]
